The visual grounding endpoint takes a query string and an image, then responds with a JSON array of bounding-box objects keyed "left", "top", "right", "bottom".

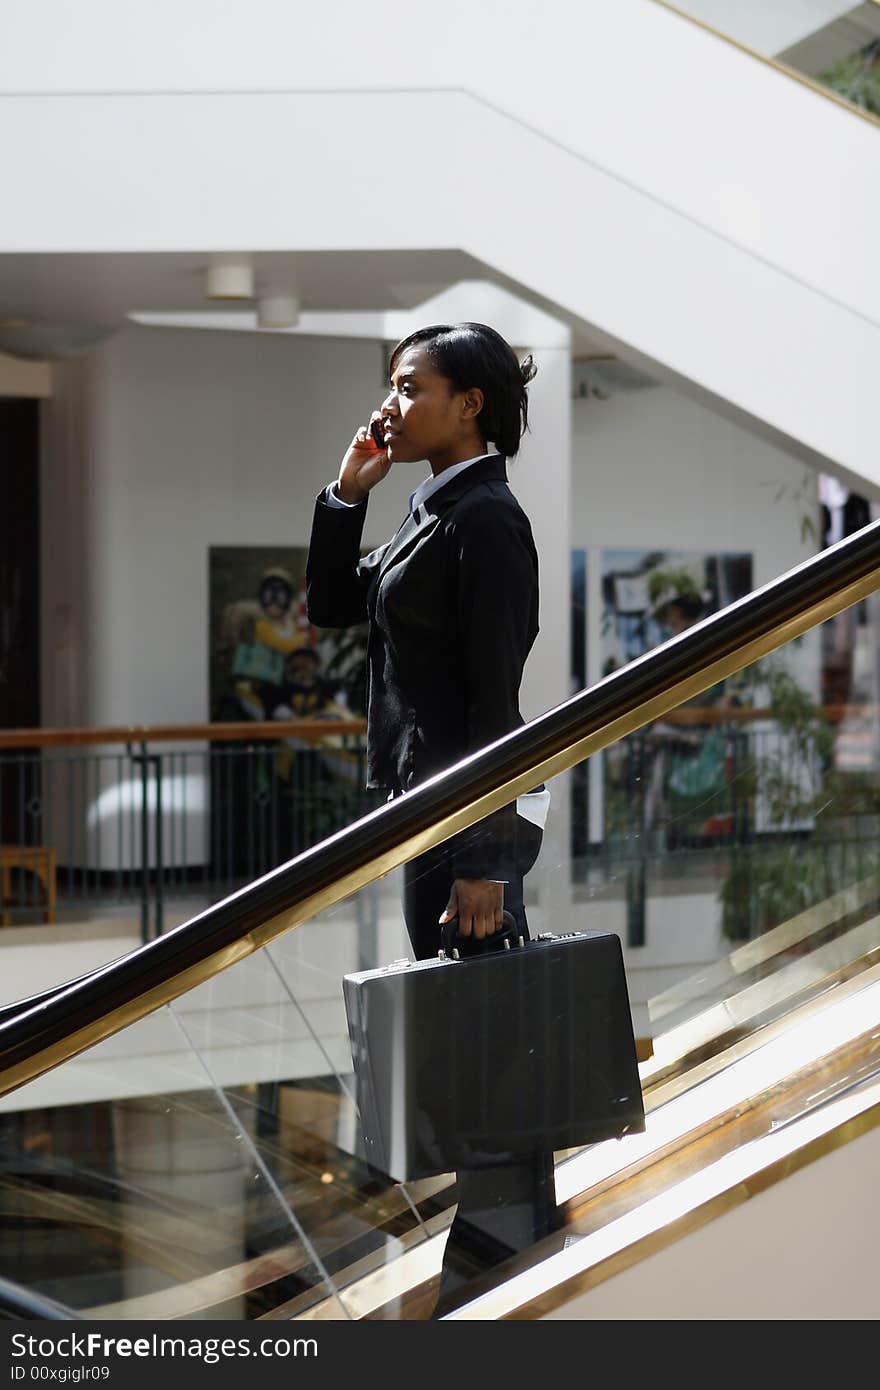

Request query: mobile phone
[{"left": 370, "top": 418, "right": 386, "bottom": 450}]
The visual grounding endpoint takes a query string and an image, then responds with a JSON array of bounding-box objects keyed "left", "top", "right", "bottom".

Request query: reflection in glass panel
[
  {"left": 0, "top": 1005, "right": 337, "bottom": 1318},
  {"left": 170, "top": 905, "right": 443, "bottom": 1322}
]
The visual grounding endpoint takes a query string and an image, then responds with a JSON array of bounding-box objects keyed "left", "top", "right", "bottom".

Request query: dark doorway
[{"left": 0, "top": 398, "right": 41, "bottom": 842}]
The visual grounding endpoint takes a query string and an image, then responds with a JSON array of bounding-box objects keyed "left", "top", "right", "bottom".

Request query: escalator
[{"left": 1, "top": 519, "right": 879, "bottom": 1320}]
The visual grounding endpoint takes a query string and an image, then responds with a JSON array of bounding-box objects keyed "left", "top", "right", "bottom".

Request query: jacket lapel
[
  {"left": 377, "top": 454, "right": 509, "bottom": 581},
  {"left": 376, "top": 504, "right": 437, "bottom": 579}
]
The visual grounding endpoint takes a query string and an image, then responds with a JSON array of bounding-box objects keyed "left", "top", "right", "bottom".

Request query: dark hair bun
[{"left": 519, "top": 353, "right": 537, "bottom": 387}]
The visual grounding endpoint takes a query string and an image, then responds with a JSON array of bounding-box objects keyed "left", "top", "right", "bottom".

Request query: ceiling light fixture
[
  {"left": 205, "top": 255, "right": 255, "bottom": 300},
  {"left": 256, "top": 294, "right": 300, "bottom": 329}
]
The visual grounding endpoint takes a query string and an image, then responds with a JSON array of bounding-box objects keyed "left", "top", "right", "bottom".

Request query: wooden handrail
[
  {"left": 0, "top": 718, "right": 367, "bottom": 750},
  {"left": 0, "top": 706, "right": 874, "bottom": 749},
  {"left": 660, "top": 703, "right": 878, "bottom": 727}
]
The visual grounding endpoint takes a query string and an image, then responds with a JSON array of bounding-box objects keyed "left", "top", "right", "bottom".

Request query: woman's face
[{"left": 379, "top": 346, "right": 482, "bottom": 464}]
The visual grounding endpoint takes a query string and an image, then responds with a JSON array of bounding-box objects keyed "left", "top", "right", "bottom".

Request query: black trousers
[{"left": 401, "top": 817, "right": 563, "bottom": 1316}]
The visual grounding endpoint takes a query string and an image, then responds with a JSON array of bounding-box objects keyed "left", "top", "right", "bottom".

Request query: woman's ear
[{"left": 461, "top": 387, "right": 484, "bottom": 421}]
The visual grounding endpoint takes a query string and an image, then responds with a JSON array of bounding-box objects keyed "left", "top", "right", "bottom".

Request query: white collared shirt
[{"left": 324, "top": 450, "right": 499, "bottom": 514}]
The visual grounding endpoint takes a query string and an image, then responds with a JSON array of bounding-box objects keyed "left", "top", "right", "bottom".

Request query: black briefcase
[{"left": 342, "top": 916, "right": 646, "bottom": 1183}]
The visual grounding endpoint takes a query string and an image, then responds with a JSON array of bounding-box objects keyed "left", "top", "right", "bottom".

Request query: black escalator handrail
[{"left": 1, "top": 518, "right": 879, "bottom": 1097}]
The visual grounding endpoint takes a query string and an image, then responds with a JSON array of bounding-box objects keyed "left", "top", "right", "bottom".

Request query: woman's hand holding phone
[{"left": 335, "top": 411, "right": 393, "bottom": 505}]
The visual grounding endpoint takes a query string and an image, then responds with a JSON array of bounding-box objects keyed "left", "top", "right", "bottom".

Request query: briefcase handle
[{"left": 440, "top": 909, "right": 522, "bottom": 959}]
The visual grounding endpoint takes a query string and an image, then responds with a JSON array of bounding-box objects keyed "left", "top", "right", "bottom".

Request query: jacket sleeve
[
  {"left": 305, "top": 487, "right": 388, "bottom": 628},
  {"left": 446, "top": 496, "right": 540, "bottom": 882}
]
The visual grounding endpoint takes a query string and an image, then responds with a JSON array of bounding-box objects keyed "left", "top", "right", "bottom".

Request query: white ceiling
[
  {"left": 0, "top": 249, "right": 477, "bottom": 324},
  {"left": 0, "top": 248, "right": 616, "bottom": 360}
]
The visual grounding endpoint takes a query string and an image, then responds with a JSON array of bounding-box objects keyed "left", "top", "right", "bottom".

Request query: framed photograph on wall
[
  {"left": 207, "top": 545, "right": 373, "bottom": 874},
  {"left": 209, "top": 545, "right": 369, "bottom": 724}
]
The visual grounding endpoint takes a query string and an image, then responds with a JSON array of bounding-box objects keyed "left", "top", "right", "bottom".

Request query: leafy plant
[
  {"left": 818, "top": 40, "right": 880, "bottom": 117},
  {"left": 646, "top": 566, "right": 704, "bottom": 609},
  {"left": 719, "top": 656, "right": 880, "bottom": 940},
  {"left": 758, "top": 469, "right": 819, "bottom": 546}
]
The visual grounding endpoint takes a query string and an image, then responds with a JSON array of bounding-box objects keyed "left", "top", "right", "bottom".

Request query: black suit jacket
[{"left": 305, "top": 453, "right": 540, "bottom": 879}]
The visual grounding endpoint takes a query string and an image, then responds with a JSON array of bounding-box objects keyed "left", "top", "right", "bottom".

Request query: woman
[{"left": 305, "top": 321, "right": 558, "bottom": 1314}]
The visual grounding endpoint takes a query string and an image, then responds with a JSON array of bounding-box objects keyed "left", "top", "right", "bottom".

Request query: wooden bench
[{"left": 0, "top": 845, "right": 57, "bottom": 927}]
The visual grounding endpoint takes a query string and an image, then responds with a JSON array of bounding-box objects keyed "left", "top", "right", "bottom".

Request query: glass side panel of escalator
[
  {"left": 0, "top": 998, "right": 341, "bottom": 1320},
  {"left": 0, "top": 869, "right": 446, "bottom": 1321}
]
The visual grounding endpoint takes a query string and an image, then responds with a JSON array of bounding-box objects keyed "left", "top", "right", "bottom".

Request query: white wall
[
  {"left": 2, "top": 1, "right": 873, "bottom": 319},
  {"left": 572, "top": 379, "right": 822, "bottom": 711},
  {"left": 42, "top": 321, "right": 575, "bottom": 730},
  {"left": 572, "top": 385, "right": 817, "bottom": 590},
  {"left": 44, "top": 329, "right": 817, "bottom": 728},
  {"left": 40, "top": 319, "right": 578, "bottom": 884},
  {"left": 1, "top": 2, "right": 877, "bottom": 488},
  {"left": 44, "top": 326, "right": 409, "bottom": 726}
]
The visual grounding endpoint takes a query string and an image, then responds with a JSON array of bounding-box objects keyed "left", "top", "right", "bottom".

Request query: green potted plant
[{"left": 720, "top": 657, "right": 880, "bottom": 941}]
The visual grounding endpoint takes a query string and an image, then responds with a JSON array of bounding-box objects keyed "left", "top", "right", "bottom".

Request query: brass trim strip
[
  {"left": 649, "top": 873, "right": 880, "bottom": 1026},
  {"left": 555, "top": 967, "right": 880, "bottom": 1205},
  {"left": 645, "top": 918, "right": 880, "bottom": 1080},
  {"left": 555, "top": 960, "right": 880, "bottom": 1196},
  {"left": 633, "top": 956, "right": 878, "bottom": 1106},
  {"left": 499, "top": 1088, "right": 880, "bottom": 1321},
  {"left": 652, "top": 0, "right": 880, "bottom": 130},
  {"left": 3, "top": 562, "right": 878, "bottom": 1098}
]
